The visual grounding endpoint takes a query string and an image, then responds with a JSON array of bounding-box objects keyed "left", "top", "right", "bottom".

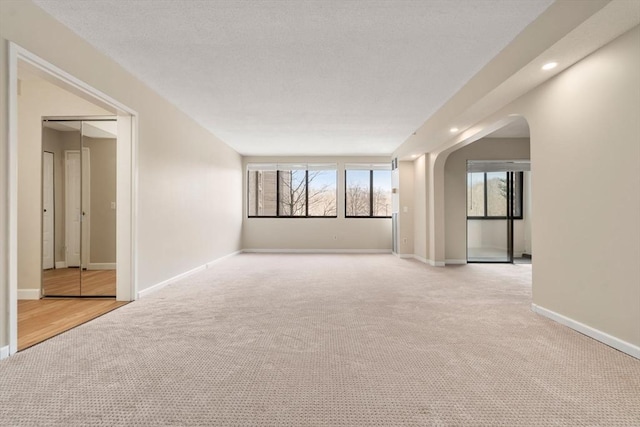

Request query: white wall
[
  {"left": 1, "top": 1, "right": 243, "bottom": 350},
  {"left": 524, "top": 26, "right": 639, "bottom": 348},
  {"left": 444, "top": 137, "right": 530, "bottom": 262},
  {"left": 430, "top": 26, "right": 640, "bottom": 350},
  {"left": 397, "top": 161, "right": 414, "bottom": 256},
  {"left": 242, "top": 156, "right": 392, "bottom": 251},
  {"left": 412, "top": 155, "right": 429, "bottom": 261}
]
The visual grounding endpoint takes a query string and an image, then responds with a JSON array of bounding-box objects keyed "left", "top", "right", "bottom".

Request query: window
[
  {"left": 248, "top": 164, "right": 337, "bottom": 217},
  {"left": 467, "top": 171, "right": 523, "bottom": 219},
  {"left": 345, "top": 164, "right": 392, "bottom": 218}
]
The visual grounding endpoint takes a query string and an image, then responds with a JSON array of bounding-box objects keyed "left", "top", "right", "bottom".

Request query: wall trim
[
  {"left": 242, "top": 249, "right": 392, "bottom": 254},
  {"left": 532, "top": 303, "right": 640, "bottom": 360},
  {"left": 17, "top": 289, "right": 40, "bottom": 300},
  {"left": 446, "top": 259, "right": 467, "bottom": 265},
  {"left": 138, "top": 265, "right": 206, "bottom": 299},
  {"left": 55, "top": 261, "right": 67, "bottom": 269},
  {"left": 411, "top": 255, "right": 445, "bottom": 267},
  {"left": 0, "top": 346, "right": 9, "bottom": 361},
  {"left": 205, "top": 250, "right": 242, "bottom": 268},
  {"left": 393, "top": 252, "right": 414, "bottom": 259},
  {"left": 137, "top": 251, "right": 242, "bottom": 299},
  {"left": 87, "top": 263, "right": 116, "bottom": 270},
  {"left": 413, "top": 255, "right": 428, "bottom": 264}
]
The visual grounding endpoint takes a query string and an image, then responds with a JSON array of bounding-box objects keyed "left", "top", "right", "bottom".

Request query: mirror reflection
[{"left": 42, "top": 118, "right": 117, "bottom": 297}]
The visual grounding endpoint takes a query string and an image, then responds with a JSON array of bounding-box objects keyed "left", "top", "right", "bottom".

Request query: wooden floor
[
  {"left": 18, "top": 298, "right": 128, "bottom": 351},
  {"left": 43, "top": 268, "right": 116, "bottom": 296}
]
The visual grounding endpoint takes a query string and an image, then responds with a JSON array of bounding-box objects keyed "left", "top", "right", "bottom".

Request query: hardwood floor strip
[{"left": 18, "top": 299, "right": 128, "bottom": 351}]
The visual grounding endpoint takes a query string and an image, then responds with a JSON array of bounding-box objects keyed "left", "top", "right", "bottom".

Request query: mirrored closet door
[{"left": 41, "top": 117, "right": 117, "bottom": 297}]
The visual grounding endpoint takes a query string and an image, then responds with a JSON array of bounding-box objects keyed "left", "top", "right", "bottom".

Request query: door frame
[
  {"left": 42, "top": 151, "right": 55, "bottom": 271},
  {"left": 7, "top": 43, "right": 139, "bottom": 356}
]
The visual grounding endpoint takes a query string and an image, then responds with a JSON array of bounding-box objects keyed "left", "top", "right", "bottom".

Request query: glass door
[
  {"left": 466, "top": 161, "right": 527, "bottom": 263},
  {"left": 80, "top": 120, "right": 117, "bottom": 296},
  {"left": 41, "top": 118, "right": 117, "bottom": 297},
  {"left": 42, "top": 120, "right": 82, "bottom": 296},
  {"left": 467, "top": 171, "right": 511, "bottom": 262}
]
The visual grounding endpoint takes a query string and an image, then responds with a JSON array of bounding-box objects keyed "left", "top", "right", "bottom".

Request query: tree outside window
[
  {"left": 345, "top": 167, "right": 391, "bottom": 218},
  {"left": 248, "top": 165, "right": 337, "bottom": 217}
]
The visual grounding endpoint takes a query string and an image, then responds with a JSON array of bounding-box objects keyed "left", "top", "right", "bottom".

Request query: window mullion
[
  {"left": 344, "top": 170, "right": 348, "bottom": 217},
  {"left": 276, "top": 170, "right": 280, "bottom": 217},
  {"left": 305, "top": 170, "right": 309, "bottom": 217},
  {"left": 483, "top": 172, "right": 488, "bottom": 218},
  {"left": 369, "top": 170, "right": 374, "bottom": 217}
]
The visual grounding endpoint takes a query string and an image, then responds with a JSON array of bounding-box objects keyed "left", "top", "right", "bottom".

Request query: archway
[{"left": 430, "top": 116, "right": 532, "bottom": 266}]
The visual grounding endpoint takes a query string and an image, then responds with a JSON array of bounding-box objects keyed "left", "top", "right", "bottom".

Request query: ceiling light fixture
[
  {"left": 450, "top": 127, "right": 459, "bottom": 133},
  {"left": 542, "top": 61, "right": 558, "bottom": 71}
]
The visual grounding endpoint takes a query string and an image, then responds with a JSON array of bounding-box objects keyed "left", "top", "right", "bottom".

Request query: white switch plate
[{"left": 111, "top": 202, "right": 116, "bottom": 210}]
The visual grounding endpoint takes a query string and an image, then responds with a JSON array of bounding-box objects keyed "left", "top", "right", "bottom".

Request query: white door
[
  {"left": 65, "top": 149, "right": 90, "bottom": 268},
  {"left": 65, "top": 151, "right": 82, "bottom": 267},
  {"left": 81, "top": 148, "right": 90, "bottom": 270},
  {"left": 42, "top": 152, "right": 54, "bottom": 269}
]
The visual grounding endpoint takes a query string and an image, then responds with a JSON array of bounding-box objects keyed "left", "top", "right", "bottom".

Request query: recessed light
[
  {"left": 542, "top": 61, "right": 558, "bottom": 71},
  {"left": 411, "top": 154, "right": 418, "bottom": 159},
  {"left": 450, "top": 127, "right": 459, "bottom": 133}
]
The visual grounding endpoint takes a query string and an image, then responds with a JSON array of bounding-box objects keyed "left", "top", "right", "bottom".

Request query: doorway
[
  {"left": 7, "top": 43, "right": 137, "bottom": 356},
  {"left": 466, "top": 160, "right": 530, "bottom": 263}
]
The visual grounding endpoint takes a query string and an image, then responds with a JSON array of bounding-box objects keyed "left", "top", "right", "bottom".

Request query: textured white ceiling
[
  {"left": 485, "top": 118, "right": 530, "bottom": 138},
  {"left": 33, "top": 0, "right": 553, "bottom": 156}
]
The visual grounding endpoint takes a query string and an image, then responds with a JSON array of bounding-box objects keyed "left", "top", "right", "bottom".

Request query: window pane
[
  {"left": 307, "top": 170, "right": 337, "bottom": 216},
  {"left": 467, "top": 173, "right": 485, "bottom": 217},
  {"left": 248, "top": 170, "right": 277, "bottom": 216},
  {"left": 346, "top": 170, "right": 370, "bottom": 216},
  {"left": 486, "top": 172, "right": 507, "bottom": 216},
  {"left": 372, "top": 170, "right": 391, "bottom": 217},
  {"left": 278, "top": 170, "right": 306, "bottom": 216}
]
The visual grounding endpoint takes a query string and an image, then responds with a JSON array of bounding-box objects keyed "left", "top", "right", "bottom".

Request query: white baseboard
[
  {"left": 55, "top": 261, "right": 66, "bottom": 269},
  {"left": 17, "top": 289, "right": 40, "bottom": 300},
  {"left": 532, "top": 303, "right": 640, "bottom": 360},
  {"left": 87, "top": 263, "right": 116, "bottom": 270},
  {"left": 412, "top": 255, "right": 445, "bottom": 267},
  {"left": 138, "top": 264, "right": 207, "bottom": 299},
  {"left": 393, "top": 252, "right": 450, "bottom": 267},
  {"left": 205, "top": 250, "right": 242, "bottom": 268},
  {"left": 393, "top": 252, "right": 414, "bottom": 259},
  {"left": 0, "top": 346, "right": 9, "bottom": 360},
  {"left": 242, "top": 249, "right": 392, "bottom": 254},
  {"left": 413, "top": 255, "right": 428, "bottom": 264},
  {"left": 137, "top": 251, "right": 242, "bottom": 299}
]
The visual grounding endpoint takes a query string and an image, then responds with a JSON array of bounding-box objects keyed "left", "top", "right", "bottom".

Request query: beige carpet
[{"left": 1, "top": 254, "right": 638, "bottom": 426}]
